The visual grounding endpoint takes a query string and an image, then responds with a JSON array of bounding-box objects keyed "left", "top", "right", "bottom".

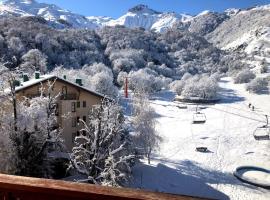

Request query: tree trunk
[
  {"left": 147, "top": 155, "right": 150, "bottom": 165},
  {"left": 147, "top": 149, "right": 151, "bottom": 164}
]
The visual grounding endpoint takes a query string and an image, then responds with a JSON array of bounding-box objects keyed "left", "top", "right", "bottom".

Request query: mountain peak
[
  {"left": 128, "top": 4, "right": 161, "bottom": 14},
  {"left": 4, "top": 0, "right": 36, "bottom": 4}
]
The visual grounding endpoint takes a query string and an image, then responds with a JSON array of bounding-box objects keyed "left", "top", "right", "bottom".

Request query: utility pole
[{"left": 125, "top": 77, "right": 128, "bottom": 98}]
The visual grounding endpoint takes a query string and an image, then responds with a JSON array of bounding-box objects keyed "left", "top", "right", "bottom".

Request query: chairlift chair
[
  {"left": 177, "top": 105, "right": 188, "bottom": 109},
  {"left": 192, "top": 112, "right": 206, "bottom": 124},
  {"left": 253, "top": 125, "right": 270, "bottom": 140},
  {"left": 196, "top": 147, "right": 208, "bottom": 152},
  {"left": 253, "top": 115, "right": 270, "bottom": 141}
]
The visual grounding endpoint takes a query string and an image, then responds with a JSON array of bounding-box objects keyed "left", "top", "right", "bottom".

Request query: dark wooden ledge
[{"left": 0, "top": 173, "right": 207, "bottom": 200}]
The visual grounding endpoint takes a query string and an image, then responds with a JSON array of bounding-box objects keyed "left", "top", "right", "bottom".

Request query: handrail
[{"left": 0, "top": 174, "right": 207, "bottom": 200}]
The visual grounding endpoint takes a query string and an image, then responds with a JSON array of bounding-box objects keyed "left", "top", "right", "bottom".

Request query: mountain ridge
[
  {"left": 0, "top": 0, "right": 258, "bottom": 31},
  {"left": 0, "top": 0, "right": 269, "bottom": 68}
]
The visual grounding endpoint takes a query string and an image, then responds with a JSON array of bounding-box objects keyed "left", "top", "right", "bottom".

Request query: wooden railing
[{"left": 0, "top": 174, "right": 207, "bottom": 200}]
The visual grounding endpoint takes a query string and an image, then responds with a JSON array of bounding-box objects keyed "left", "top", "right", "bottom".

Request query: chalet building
[{"left": 13, "top": 72, "right": 107, "bottom": 151}]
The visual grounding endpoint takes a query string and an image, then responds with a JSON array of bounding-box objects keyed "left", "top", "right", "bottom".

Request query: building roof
[{"left": 14, "top": 74, "right": 108, "bottom": 99}]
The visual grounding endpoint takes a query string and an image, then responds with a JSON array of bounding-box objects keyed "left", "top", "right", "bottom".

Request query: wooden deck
[{"left": 0, "top": 174, "right": 208, "bottom": 200}]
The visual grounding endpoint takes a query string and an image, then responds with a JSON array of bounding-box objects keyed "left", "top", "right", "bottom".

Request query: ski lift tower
[{"left": 124, "top": 77, "right": 130, "bottom": 98}]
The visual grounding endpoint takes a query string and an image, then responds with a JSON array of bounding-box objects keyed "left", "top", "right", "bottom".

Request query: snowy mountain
[
  {"left": 0, "top": 0, "right": 270, "bottom": 68},
  {"left": 0, "top": 0, "right": 99, "bottom": 28},
  {"left": 0, "top": 1, "right": 194, "bottom": 31},
  {"left": 106, "top": 5, "right": 192, "bottom": 32},
  {"left": 207, "top": 5, "right": 270, "bottom": 68}
]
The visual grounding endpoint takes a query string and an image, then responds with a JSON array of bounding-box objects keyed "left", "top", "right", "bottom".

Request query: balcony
[
  {"left": 0, "top": 174, "right": 205, "bottom": 200},
  {"left": 60, "top": 93, "right": 77, "bottom": 100}
]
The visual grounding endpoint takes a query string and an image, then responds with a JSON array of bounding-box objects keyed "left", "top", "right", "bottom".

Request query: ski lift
[
  {"left": 177, "top": 105, "right": 188, "bottom": 109},
  {"left": 196, "top": 147, "right": 208, "bottom": 152},
  {"left": 193, "top": 111, "right": 206, "bottom": 124},
  {"left": 253, "top": 115, "right": 270, "bottom": 141}
]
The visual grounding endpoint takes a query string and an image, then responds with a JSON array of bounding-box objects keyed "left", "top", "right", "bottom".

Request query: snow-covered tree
[
  {"left": 0, "top": 64, "right": 15, "bottom": 173},
  {"left": 132, "top": 93, "right": 161, "bottom": 164},
  {"left": 170, "top": 80, "right": 185, "bottom": 95},
  {"left": 91, "top": 72, "right": 118, "bottom": 99},
  {"left": 260, "top": 59, "right": 268, "bottom": 74},
  {"left": 69, "top": 99, "right": 134, "bottom": 186},
  {"left": 181, "top": 75, "right": 219, "bottom": 99},
  {"left": 52, "top": 63, "right": 118, "bottom": 99},
  {"left": 129, "top": 69, "right": 165, "bottom": 94},
  {"left": 8, "top": 81, "right": 64, "bottom": 178},
  {"left": 181, "top": 72, "right": 192, "bottom": 80},
  {"left": 117, "top": 71, "right": 128, "bottom": 87},
  {"left": 7, "top": 37, "right": 25, "bottom": 57},
  {"left": 20, "top": 49, "right": 48, "bottom": 75},
  {"left": 246, "top": 78, "right": 269, "bottom": 94}
]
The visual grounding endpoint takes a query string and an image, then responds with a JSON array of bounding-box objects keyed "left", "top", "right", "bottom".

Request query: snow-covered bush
[
  {"left": 246, "top": 78, "right": 269, "bottom": 94},
  {"left": 233, "top": 69, "right": 256, "bottom": 84},
  {"left": 181, "top": 75, "right": 219, "bottom": 99},
  {"left": 69, "top": 100, "right": 134, "bottom": 186}
]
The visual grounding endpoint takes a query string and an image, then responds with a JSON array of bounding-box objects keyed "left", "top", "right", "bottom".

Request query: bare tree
[{"left": 132, "top": 92, "right": 162, "bottom": 164}]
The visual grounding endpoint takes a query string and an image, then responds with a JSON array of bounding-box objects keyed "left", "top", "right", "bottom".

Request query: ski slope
[{"left": 129, "top": 77, "right": 270, "bottom": 200}]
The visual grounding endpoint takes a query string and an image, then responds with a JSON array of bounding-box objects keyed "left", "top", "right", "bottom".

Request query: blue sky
[{"left": 39, "top": 0, "right": 270, "bottom": 18}]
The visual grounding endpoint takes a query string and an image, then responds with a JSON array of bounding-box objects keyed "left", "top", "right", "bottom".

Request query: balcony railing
[
  {"left": 0, "top": 174, "right": 206, "bottom": 200},
  {"left": 60, "top": 93, "right": 77, "bottom": 100}
]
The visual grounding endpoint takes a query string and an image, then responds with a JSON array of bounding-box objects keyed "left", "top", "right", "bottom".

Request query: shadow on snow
[{"left": 129, "top": 159, "right": 262, "bottom": 200}]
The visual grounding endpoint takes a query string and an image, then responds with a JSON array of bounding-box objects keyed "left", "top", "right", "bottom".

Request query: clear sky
[{"left": 37, "top": 0, "right": 270, "bottom": 18}]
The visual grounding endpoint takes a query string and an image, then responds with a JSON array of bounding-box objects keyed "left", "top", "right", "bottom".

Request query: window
[
  {"left": 72, "top": 117, "right": 77, "bottom": 127},
  {"left": 77, "top": 116, "right": 80, "bottom": 124},
  {"left": 83, "top": 101, "right": 87, "bottom": 108},
  {"left": 82, "top": 130, "right": 86, "bottom": 136},
  {"left": 83, "top": 116, "right": 87, "bottom": 122},
  {"left": 62, "top": 86, "right": 67, "bottom": 99},
  {"left": 71, "top": 102, "right": 76, "bottom": 112},
  {"left": 76, "top": 131, "right": 80, "bottom": 136},
  {"left": 77, "top": 101, "right": 80, "bottom": 108},
  {"left": 53, "top": 103, "right": 59, "bottom": 116}
]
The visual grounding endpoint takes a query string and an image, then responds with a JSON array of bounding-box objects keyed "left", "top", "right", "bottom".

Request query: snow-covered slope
[
  {"left": 206, "top": 5, "right": 270, "bottom": 67},
  {"left": 127, "top": 77, "right": 270, "bottom": 199},
  {"left": 0, "top": 0, "right": 100, "bottom": 28},
  {"left": 86, "top": 16, "right": 113, "bottom": 27},
  {"left": 207, "top": 5, "right": 270, "bottom": 67}
]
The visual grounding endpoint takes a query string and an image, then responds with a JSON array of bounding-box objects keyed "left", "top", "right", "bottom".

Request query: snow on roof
[
  {"left": 12, "top": 74, "right": 108, "bottom": 99},
  {"left": 14, "top": 74, "right": 54, "bottom": 92}
]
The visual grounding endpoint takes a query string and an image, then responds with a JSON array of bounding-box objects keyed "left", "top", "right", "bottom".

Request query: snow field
[{"left": 129, "top": 77, "right": 270, "bottom": 200}]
